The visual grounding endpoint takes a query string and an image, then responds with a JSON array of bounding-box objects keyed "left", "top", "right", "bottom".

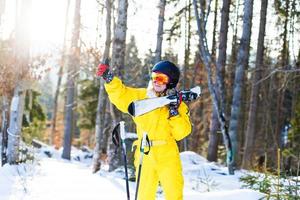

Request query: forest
[{"left": 0, "top": 0, "right": 299, "bottom": 194}]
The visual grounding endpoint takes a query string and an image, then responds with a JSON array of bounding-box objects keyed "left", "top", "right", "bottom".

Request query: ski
[{"left": 128, "top": 86, "right": 201, "bottom": 117}]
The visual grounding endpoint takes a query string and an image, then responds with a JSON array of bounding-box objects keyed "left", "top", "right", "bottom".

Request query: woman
[{"left": 97, "top": 60, "right": 192, "bottom": 200}]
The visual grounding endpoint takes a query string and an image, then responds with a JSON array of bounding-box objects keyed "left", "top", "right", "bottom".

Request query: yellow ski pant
[{"left": 135, "top": 146, "right": 184, "bottom": 200}]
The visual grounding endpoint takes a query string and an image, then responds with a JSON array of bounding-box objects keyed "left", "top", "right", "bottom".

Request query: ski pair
[
  {"left": 128, "top": 86, "right": 201, "bottom": 117},
  {"left": 112, "top": 122, "right": 150, "bottom": 200}
]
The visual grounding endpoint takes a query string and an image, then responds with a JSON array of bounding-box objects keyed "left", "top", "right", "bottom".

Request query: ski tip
[
  {"left": 191, "top": 86, "right": 201, "bottom": 96},
  {"left": 128, "top": 102, "right": 135, "bottom": 116}
]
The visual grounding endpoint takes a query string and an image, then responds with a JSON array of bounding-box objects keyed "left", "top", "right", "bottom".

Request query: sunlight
[{"left": 29, "top": 0, "right": 68, "bottom": 48}]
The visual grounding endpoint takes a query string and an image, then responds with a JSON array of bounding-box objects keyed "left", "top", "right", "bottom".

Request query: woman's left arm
[{"left": 168, "top": 102, "right": 192, "bottom": 141}]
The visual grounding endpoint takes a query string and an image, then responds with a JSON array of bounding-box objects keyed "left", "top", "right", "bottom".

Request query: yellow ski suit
[{"left": 105, "top": 77, "right": 192, "bottom": 200}]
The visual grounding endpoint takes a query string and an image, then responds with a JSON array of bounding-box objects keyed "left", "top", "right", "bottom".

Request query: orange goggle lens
[{"left": 151, "top": 72, "right": 169, "bottom": 85}]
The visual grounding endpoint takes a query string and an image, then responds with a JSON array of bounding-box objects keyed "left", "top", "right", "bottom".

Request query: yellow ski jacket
[{"left": 105, "top": 77, "right": 192, "bottom": 200}]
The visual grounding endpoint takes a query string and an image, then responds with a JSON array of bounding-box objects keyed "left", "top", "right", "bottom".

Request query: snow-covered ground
[{"left": 0, "top": 146, "right": 265, "bottom": 200}]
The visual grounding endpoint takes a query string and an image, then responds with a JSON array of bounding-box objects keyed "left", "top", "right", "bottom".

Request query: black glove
[{"left": 167, "top": 89, "right": 181, "bottom": 118}]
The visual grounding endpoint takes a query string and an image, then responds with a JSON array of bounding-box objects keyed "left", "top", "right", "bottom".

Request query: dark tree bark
[
  {"left": 1, "top": 97, "right": 8, "bottom": 166},
  {"left": 228, "top": 0, "right": 254, "bottom": 169},
  {"left": 193, "top": 0, "right": 234, "bottom": 174},
  {"left": 93, "top": 0, "right": 112, "bottom": 173},
  {"left": 183, "top": 0, "right": 192, "bottom": 90},
  {"left": 50, "top": 0, "right": 71, "bottom": 145},
  {"left": 227, "top": 0, "right": 240, "bottom": 117},
  {"left": 108, "top": 0, "right": 128, "bottom": 171},
  {"left": 62, "top": 0, "right": 81, "bottom": 160},
  {"left": 207, "top": 0, "right": 230, "bottom": 162},
  {"left": 154, "top": 0, "right": 166, "bottom": 63},
  {"left": 210, "top": 0, "right": 218, "bottom": 59},
  {"left": 242, "top": 0, "right": 268, "bottom": 169},
  {"left": 181, "top": 0, "right": 192, "bottom": 151}
]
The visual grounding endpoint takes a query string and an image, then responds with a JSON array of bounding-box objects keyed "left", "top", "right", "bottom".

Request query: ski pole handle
[
  {"left": 120, "top": 121, "right": 126, "bottom": 141},
  {"left": 140, "top": 133, "right": 147, "bottom": 153}
]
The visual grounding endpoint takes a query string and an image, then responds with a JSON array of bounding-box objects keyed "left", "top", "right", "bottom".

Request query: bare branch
[{"left": 255, "top": 67, "right": 300, "bottom": 86}]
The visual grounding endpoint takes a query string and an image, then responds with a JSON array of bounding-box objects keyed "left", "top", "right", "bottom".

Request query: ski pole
[
  {"left": 134, "top": 133, "right": 148, "bottom": 200},
  {"left": 119, "top": 121, "right": 130, "bottom": 200}
]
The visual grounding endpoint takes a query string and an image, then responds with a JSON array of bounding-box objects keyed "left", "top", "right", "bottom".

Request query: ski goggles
[{"left": 151, "top": 72, "right": 169, "bottom": 85}]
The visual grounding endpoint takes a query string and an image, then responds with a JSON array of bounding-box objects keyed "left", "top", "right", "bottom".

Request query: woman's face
[
  {"left": 152, "top": 81, "right": 167, "bottom": 92},
  {"left": 151, "top": 72, "right": 169, "bottom": 93}
]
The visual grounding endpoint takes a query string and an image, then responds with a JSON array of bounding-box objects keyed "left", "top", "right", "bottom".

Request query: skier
[{"left": 97, "top": 60, "right": 192, "bottom": 200}]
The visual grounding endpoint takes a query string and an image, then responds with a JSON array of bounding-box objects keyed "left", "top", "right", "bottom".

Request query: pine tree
[{"left": 124, "top": 35, "right": 146, "bottom": 88}]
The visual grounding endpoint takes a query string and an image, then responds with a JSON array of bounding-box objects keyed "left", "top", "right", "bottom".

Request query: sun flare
[{"left": 29, "top": 0, "right": 68, "bottom": 47}]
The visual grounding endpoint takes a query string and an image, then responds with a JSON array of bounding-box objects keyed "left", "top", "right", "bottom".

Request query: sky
[
  {"left": 0, "top": 0, "right": 159, "bottom": 57},
  {"left": 1, "top": 0, "right": 299, "bottom": 61},
  {"left": 0, "top": 145, "right": 266, "bottom": 200},
  {"left": 0, "top": 0, "right": 298, "bottom": 93}
]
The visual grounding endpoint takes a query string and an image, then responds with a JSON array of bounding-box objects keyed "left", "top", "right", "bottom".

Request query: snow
[{"left": 0, "top": 147, "right": 265, "bottom": 200}]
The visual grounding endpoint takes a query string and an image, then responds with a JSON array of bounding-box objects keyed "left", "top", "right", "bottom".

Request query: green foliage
[
  {"left": 162, "top": 46, "right": 178, "bottom": 65},
  {"left": 143, "top": 49, "right": 155, "bottom": 68},
  {"left": 282, "top": 91, "right": 300, "bottom": 174},
  {"left": 124, "top": 35, "right": 148, "bottom": 88},
  {"left": 287, "top": 95, "right": 300, "bottom": 158},
  {"left": 38, "top": 74, "right": 55, "bottom": 120},
  {"left": 240, "top": 173, "right": 300, "bottom": 199},
  {"left": 23, "top": 90, "right": 46, "bottom": 127},
  {"left": 275, "top": 0, "right": 300, "bottom": 18},
  {"left": 77, "top": 79, "right": 99, "bottom": 130},
  {"left": 240, "top": 173, "right": 272, "bottom": 194},
  {"left": 22, "top": 119, "right": 46, "bottom": 144},
  {"left": 22, "top": 90, "right": 47, "bottom": 144}
]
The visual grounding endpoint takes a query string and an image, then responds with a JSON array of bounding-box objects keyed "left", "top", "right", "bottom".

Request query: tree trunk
[
  {"left": 1, "top": 96, "right": 8, "bottom": 166},
  {"left": 216, "top": 0, "right": 230, "bottom": 112},
  {"left": 93, "top": 0, "right": 112, "bottom": 173},
  {"left": 193, "top": 0, "right": 234, "bottom": 174},
  {"left": 210, "top": 0, "right": 218, "bottom": 59},
  {"left": 275, "top": 0, "right": 290, "bottom": 150},
  {"left": 108, "top": 0, "right": 128, "bottom": 171},
  {"left": 7, "top": 0, "right": 31, "bottom": 164},
  {"left": 181, "top": 0, "right": 192, "bottom": 152},
  {"left": 62, "top": 0, "right": 81, "bottom": 160},
  {"left": 207, "top": 108, "right": 219, "bottom": 161},
  {"left": 227, "top": 0, "right": 240, "bottom": 117},
  {"left": 207, "top": 0, "right": 219, "bottom": 162},
  {"left": 242, "top": 0, "right": 268, "bottom": 169},
  {"left": 50, "top": 0, "right": 71, "bottom": 145},
  {"left": 228, "top": 0, "right": 254, "bottom": 169},
  {"left": 111, "top": 0, "right": 128, "bottom": 78},
  {"left": 7, "top": 88, "right": 26, "bottom": 164},
  {"left": 183, "top": 0, "right": 191, "bottom": 89},
  {"left": 154, "top": 0, "right": 166, "bottom": 63},
  {"left": 207, "top": 0, "right": 230, "bottom": 162}
]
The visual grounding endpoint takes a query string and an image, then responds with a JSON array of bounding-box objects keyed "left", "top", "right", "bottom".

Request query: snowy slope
[{"left": 0, "top": 147, "right": 265, "bottom": 200}]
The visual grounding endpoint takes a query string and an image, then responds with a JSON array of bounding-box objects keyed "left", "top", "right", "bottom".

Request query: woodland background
[{"left": 0, "top": 0, "right": 299, "bottom": 177}]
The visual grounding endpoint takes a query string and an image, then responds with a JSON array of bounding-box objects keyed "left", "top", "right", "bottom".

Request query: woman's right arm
[
  {"left": 97, "top": 62, "right": 144, "bottom": 114},
  {"left": 104, "top": 77, "right": 143, "bottom": 113}
]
